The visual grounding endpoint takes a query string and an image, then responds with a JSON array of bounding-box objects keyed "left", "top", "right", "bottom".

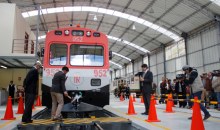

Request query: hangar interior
[{"left": 0, "top": 0, "right": 220, "bottom": 130}]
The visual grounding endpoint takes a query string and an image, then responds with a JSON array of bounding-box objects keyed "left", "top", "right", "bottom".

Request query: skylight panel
[
  {"left": 120, "top": 13, "right": 130, "bottom": 19},
  {"left": 28, "top": 10, "right": 38, "bottom": 16},
  {"left": 64, "top": 7, "right": 74, "bottom": 12},
  {"left": 22, "top": 12, "right": 29, "bottom": 18},
  {"left": 73, "top": 6, "right": 81, "bottom": 11},
  {"left": 128, "top": 15, "right": 138, "bottom": 21},
  {"left": 113, "top": 11, "right": 122, "bottom": 17},
  {"left": 136, "top": 18, "right": 145, "bottom": 24},
  {"left": 157, "top": 27, "right": 167, "bottom": 34},
  {"left": 210, "top": 0, "right": 220, "bottom": 6},
  {"left": 105, "top": 9, "right": 114, "bottom": 15},
  {"left": 41, "top": 35, "right": 46, "bottom": 39},
  {"left": 143, "top": 21, "right": 153, "bottom": 27},
  {"left": 123, "top": 41, "right": 130, "bottom": 44},
  {"left": 111, "top": 36, "right": 118, "bottom": 40},
  {"left": 151, "top": 24, "right": 160, "bottom": 30},
  {"left": 164, "top": 31, "right": 173, "bottom": 36},
  {"left": 41, "top": 9, "right": 48, "bottom": 14},
  {"left": 109, "top": 61, "right": 122, "bottom": 68},
  {"left": 81, "top": 6, "right": 91, "bottom": 11},
  {"left": 98, "top": 8, "right": 107, "bottom": 13},
  {"left": 112, "top": 52, "right": 131, "bottom": 61},
  {"left": 47, "top": 8, "right": 56, "bottom": 14},
  {"left": 90, "top": 7, "right": 98, "bottom": 12},
  {"left": 56, "top": 7, "right": 63, "bottom": 13}
]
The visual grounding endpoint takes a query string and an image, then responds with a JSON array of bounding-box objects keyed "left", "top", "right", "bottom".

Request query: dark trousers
[
  {"left": 142, "top": 92, "right": 151, "bottom": 113},
  {"left": 9, "top": 93, "right": 14, "bottom": 105},
  {"left": 177, "top": 92, "right": 187, "bottom": 107},
  {"left": 126, "top": 92, "right": 130, "bottom": 99},
  {"left": 22, "top": 93, "right": 35, "bottom": 121}
]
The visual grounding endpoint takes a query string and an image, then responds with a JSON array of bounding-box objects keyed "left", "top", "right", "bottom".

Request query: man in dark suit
[
  {"left": 140, "top": 64, "right": 153, "bottom": 115},
  {"left": 51, "top": 66, "right": 69, "bottom": 121},
  {"left": 22, "top": 62, "right": 41, "bottom": 123}
]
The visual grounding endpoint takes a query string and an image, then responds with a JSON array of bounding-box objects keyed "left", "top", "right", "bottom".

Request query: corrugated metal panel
[
  {"left": 203, "top": 46, "right": 220, "bottom": 64},
  {"left": 157, "top": 51, "right": 164, "bottom": 64},
  {"left": 134, "top": 61, "right": 139, "bottom": 74},
  {"left": 112, "top": 72, "right": 115, "bottom": 79},
  {"left": 187, "top": 35, "right": 202, "bottom": 53},
  {"left": 138, "top": 59, "right": 142, "bottom": 72},
  {"left": 150, "top": 66, "right": 157, "bottom": 76},
  {"left": 166, "top": 72, "right": 176, "bottom": 80},
  {"left": 202, "top": 28, "right": 218, "bottom": 48},
  {"left": 157, "top": 63, "right": 164, "bottom": 74},
  {"left": 165, "top": 59, "right": 175, "bottom": 73},
  {"left": 204, "top": 63, "right": 220, "bottom": 73},
  {"left": 150, "top": 54, "right": 157, "bottom": 66},
  {"left": 176, "top": 56, "right": 186, "bottom": 71},
  {"left": 188, "top": 51, "right": 203, "bottom": 67}
]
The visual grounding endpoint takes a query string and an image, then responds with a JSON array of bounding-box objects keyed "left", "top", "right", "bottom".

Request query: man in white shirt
[{"left": 7, "top": 81, "right": 17, "bottom": 105}]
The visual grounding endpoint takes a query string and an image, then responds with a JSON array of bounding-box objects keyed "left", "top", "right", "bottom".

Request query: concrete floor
[
  {"left": 104, "top": 95, "right": 220, "bottom": 130},
  {"left": 0, "top": 102, "right": 45, "bottom": 130},
  {"left": 0, "top": 95, "right": 219, "bottom": 130}
]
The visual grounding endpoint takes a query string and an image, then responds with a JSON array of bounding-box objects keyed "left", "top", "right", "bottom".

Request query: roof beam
[
  {"left": 84, "top": 0, "right": 92, "bottom": 28},
  {"left": 33, "top": 0, "right": 48, "bottom": 34},
  {"left": 109, "top": 0, "right": 157, "bottom": 50},
  {"left": 96, "top": 0, "right": 112, "bottom": 31},
  {"left": 13, "top": 59, "right": 28, "bottom": 68},
  {"left": 53, "top": 0, "right": 59, "bottom": 29},
  {"left": 0, "top": 59, "right": 18, "bottom": 67},
  {"left": 71, "top": 0, "right": 74, "bottom": 24},
  {"left": 107, "top": 0, "right": 132, "bottom": 35}
]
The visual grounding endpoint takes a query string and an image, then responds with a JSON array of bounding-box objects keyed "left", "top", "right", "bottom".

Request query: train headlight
[
  {"left": 86, "top": 31, "right": 91, "bottom": 37},
  {"left": 91, "top": 79, "right": 101, "bottom": 86},
  {"left": 64, "top": 30, "right": 69, "bottom": 35}
]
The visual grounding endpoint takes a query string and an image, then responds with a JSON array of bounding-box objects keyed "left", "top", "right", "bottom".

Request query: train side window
[
  {"left": 49, "top": 44, "right": 67, "bottom": 65},
  {"left": 70, "top": 44, "right": 104, "bottom": 66}
]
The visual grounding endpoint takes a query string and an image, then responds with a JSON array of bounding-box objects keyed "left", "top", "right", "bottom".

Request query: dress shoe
[
  {"left": 188, "top": 117, "right": 192, "bottom": 120},
  {"left": 141, "top": 112, "right": 148, "bottom": 115},
  {"left": 22, "top": 120, "right": 33, "bottom": 123},
  {"left": 203, "top": 114, "right": 211, "bottom": 120}
]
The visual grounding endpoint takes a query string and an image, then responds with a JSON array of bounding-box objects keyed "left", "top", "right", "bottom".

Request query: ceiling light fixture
[
  {"left": 149, "top": 8, "right": 154, "bottom": 13},
  {"left": 94, "top": 15, "right": 97, "bottom": 21},
  {"left": 132, "top": 24, "right": 136, "bottom": 30}
]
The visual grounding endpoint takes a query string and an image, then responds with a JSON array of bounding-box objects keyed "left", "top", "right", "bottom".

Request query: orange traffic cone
[
  {"left": 32, "top": 104, "right": 35, "bottom": 110},
  {"left": 16, "top": 95, "right": 24, "bottom": 114},
  {"left": 126, "top": 95, "right": 137, "bottom": 115},
  {"left": 163, "top": 95, "right": 175, "bottom": 113},
  {"left": 146, "top": 96, "right": 161, "bottom": 122},
  {"left": 132, "top": 94, "right": 136, "bottom": 102},
  {"left": 36, "top": 94, "right": 41, "bottom": 106},
  {"left": 140, "top": 96, "right": 144, "bottom": 103},
  {"left": 191, "top": 97, "right": 205, "bottom": 130},
  {"left": 1, "top": 96, "right": 16, "bottom": 120},
  {"left": 120, "top": 93, "right": 124, "bottom": 101}
]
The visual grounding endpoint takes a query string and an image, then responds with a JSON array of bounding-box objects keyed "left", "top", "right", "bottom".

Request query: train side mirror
[{"left": 109, "top": 51, "right": 112, "bottom": 60}]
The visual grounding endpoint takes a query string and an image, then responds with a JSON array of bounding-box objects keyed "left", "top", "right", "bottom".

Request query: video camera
[
  {"left": 212, "top": 69, "right": 220, "bottom": 77},
  {"left": 176, "top": 74, "right": 186, "bottom": 80}
]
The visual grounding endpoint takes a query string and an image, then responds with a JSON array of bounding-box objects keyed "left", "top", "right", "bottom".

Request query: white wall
[
  {"left": 0, "top": 3, "right": 37, "bottom": 57},
  {"left": 0, "top": 3, "right": 16, "bottom": 54}
]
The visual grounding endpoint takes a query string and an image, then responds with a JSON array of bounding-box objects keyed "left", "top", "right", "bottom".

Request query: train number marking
[
  {"left": 45, "top": 68, "right": 60, "bottom": 76},
  {"left": 74, "top": 75, "right": 80, "bottom": 83},
  {"left": 72, "top": 37, "right": 83, "bottom": 42},
  {"left": 94, "top": 70, "right": 107, "bottom": 77}
]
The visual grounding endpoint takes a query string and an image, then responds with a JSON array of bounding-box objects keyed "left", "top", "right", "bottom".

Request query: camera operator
[
  {"left": 182, "top": 65, "right": 211, "bottom": 120},
  {"left": 212, "top": 70, "right": 220, "bottom": 111}
]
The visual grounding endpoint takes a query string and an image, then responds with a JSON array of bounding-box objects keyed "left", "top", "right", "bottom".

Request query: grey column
[
  {"left": 114, "top": 69, "right": 117, "bottom": 79},
  {"left": 181, "top": 32, "right": 188, "bottom": 65},
  {"left": 124, "top": 64, "right": 127, "bottom": 77},
  {"left": 132, "top": 60, "right": 134, "bottom": 75},
  {"left": 161, "top": 44, "right": 166, "bottom": 78}
]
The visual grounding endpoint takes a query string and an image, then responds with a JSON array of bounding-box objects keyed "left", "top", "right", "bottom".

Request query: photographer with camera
[
  {"left": 182, "top": 65, "right": 211, "bottom": 120},
  {"left": 212, "top": 70, "right": 220, "bottom": 111}
]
